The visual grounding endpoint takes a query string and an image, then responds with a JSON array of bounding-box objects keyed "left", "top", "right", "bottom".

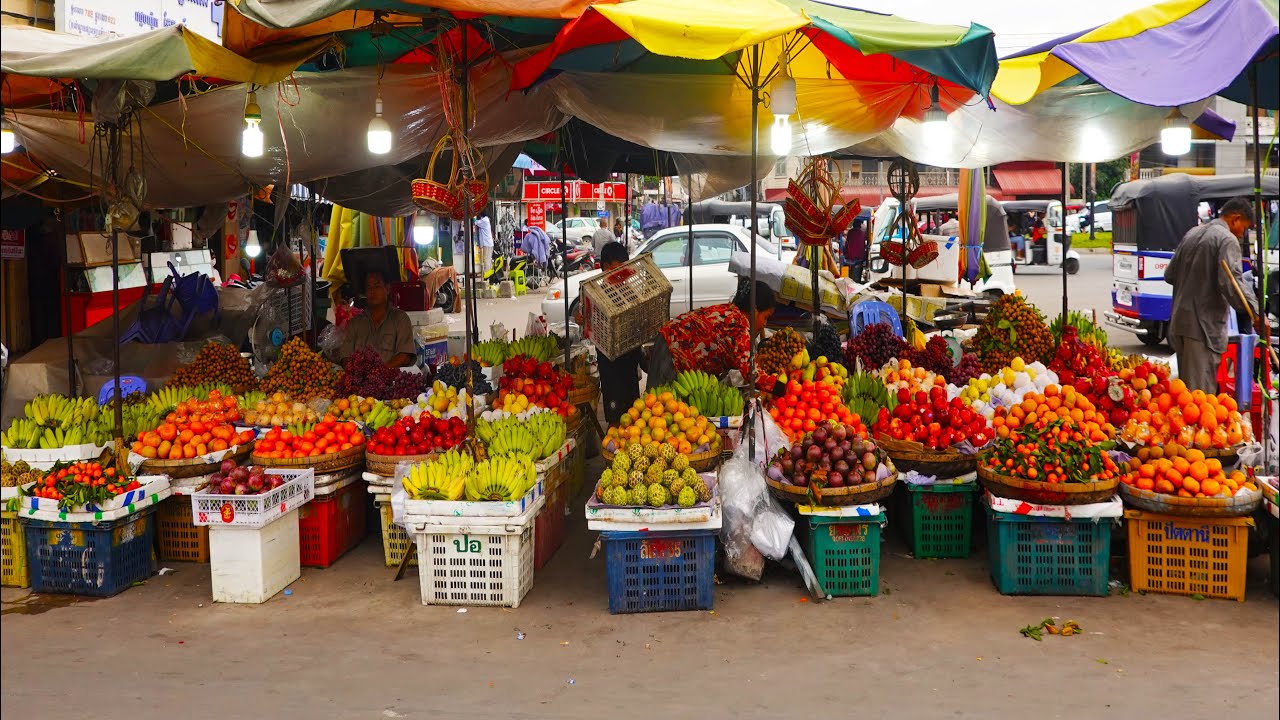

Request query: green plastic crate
[
  {"left": 803, "top": 513, "right": 884, "bottom": 597},
  {"left": 902, "top": 483, "right": 977, "bottom": 559},
  {"left": 985, "top": 505, "right": 1112, "bottom": 597}
]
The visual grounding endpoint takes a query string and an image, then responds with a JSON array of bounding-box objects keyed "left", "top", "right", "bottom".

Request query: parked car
[
  {"left": 541, "top": 224, "right": 782, "bottom": 328},
  {"left": 1080, "top": 201, "right": 1112, "bottom": 232},
  {"left": 544, "top": 217, "right": 600, "bottom": 245}
]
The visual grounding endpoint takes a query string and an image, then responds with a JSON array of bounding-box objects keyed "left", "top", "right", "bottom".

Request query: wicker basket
[
  {"left": 1118, "top": 482, "right": 1262, "bottom": 518},
  {"left": 814, "top": 472, "right": 898, "bottom": 507},
  {"left": 412, "top": 134, "right": 461, "bottom": 216},
  {"left": 139, "top": 442, "right": 253, "bottom": 479},
  {"left": 580, "top": 253, "right": 672, "bottom": 360},
  {"left": 877, "top": 436, "right": 977, "bottom": 478},
  {"left": 600, "top": 443, "right": 722, "bottom": 474},
  {"left": 978, "top": 465, "right": 1118, "bottom": 505},
  {"left": 569, "top": 374, "right": 599, "bottom": 407},
  {"left": 251, "top": 444, "right": 365, "bottom": 474},
  {"left": 365, "top": 451, "right": 436, "bottom": 477}
]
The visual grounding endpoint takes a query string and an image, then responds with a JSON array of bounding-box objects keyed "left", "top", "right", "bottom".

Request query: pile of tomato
[
  {"left": 26, "top": 461, "right": 143, "bottom": 509},
  {"left": 767, "top": 378, "right": 864, "bottom": 442},
  {"left": 254, "top": 417, "right": 365, "bottom": 459}
]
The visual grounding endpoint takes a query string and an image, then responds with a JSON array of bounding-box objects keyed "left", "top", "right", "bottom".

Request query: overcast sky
[{"left": 837, "top": 0, "right": 1160, "bottom": 55}]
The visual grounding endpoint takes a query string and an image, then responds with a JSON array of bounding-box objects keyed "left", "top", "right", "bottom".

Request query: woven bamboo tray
[
  {"left": 765, "top": 476, "right": 812, "bottom": 505},
  {"left": 139, "top": 442, "right": 253, "bottom": 479},
  {"left": 251, "top": 444, "right": 365, "bottom": 473},
  {"left": 978, "top": 465, "right": 1118, "bottom": 505},
  {"left": 365, "top": 451, "right": 436, "bottom": 477},
  {"left": 877, "top": 436, "right": 977, "bottom": 478},
  {"left": 814, "top": 472, "right": 898, "bottom": 507},
  {"left": 601, "top": 443, "right": 722, "bottom": 473},
  {"left": 1118, "top": 482, "right": 1262, "bottom": 518}
]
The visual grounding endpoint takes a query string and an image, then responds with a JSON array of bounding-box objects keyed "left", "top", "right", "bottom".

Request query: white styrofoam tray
[
  {"left": 586, "top": 499, "right": 722, "bottom": 532},
  {"left": 20, "top": 475, "right": 169, "bottom": 514},
  {"left": 402, "top": 478, "right": 543, "bottom": 523},
  {"left": 16, "top": 486, "right": 171, "bottom": 524}
]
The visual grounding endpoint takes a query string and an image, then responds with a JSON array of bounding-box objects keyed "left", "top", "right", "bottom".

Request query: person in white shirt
[{"left": 474, "top": 214, "right": 494, "bottom": 273}]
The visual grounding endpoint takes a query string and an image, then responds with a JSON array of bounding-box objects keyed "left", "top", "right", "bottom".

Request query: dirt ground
[{"left": 3, "top": 458, "right": 1278, "bottom": 720}]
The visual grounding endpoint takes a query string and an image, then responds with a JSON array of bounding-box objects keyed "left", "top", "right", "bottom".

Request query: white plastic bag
[
  {"left": 526, "top": 312, "right": 549, "bottom": 337},
  {"left": 719, "top": 440, "right": 795, "bottom": 571},
  {"left": 741, "top": 398, "right": 791, "bottom": 467}
]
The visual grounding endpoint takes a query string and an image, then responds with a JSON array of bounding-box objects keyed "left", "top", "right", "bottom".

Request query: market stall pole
[
  {"left": 559, "top": 161, "right": 570, "bottom": 370},
  {"left": 1249, "top": 64, "right": 1272, "bottom": 472},
  {"left": 58, "top": 210, "right": 75, "bottom": 397},
  {"left": 687, "top": 173, "right": 694, "bottom": 313},
  {"left": 1061, "top": 161, "right": 1069, "bottom": 321}
]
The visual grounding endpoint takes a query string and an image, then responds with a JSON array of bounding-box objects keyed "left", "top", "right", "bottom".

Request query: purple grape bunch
[
  {"left": 336, "top": 348, "right": 432, "bottom": 400},
  {"left": 844, "top": 323, "right": 907, "bottom": 371}
]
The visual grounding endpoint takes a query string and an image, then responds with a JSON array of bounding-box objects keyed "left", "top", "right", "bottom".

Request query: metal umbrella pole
[
  {"left": 1061, "top": 161, "right": 1069, "bottom": 320},
  {"left": 1249, "top": 64, "right": 1271, "bottom": 471},
  {"left": 106, "top": 125, "right": 124, "bottom": 466},
  {"left": 747, "top": 45, "right": 761, "bottom": 459},
  {"left": 687, "top": 173, "right": 694, "bottom": 312},
  {"left": 58, "top": 210, "right": 76, "bottom": 396},
  {"left": 560, "top": 158, "right": 570, "bottom": 370}
]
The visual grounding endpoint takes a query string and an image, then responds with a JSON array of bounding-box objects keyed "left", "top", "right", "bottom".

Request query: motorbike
[{"left": 549, "top": 239, "right": 596, "bottom": 277}]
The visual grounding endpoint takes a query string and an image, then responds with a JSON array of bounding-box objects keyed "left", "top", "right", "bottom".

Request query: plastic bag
[
  {"left": 265, "top": 243, "right": 305, "bottom": 288},
  {"left": 741, "top": 399, "right": 791, "bottom": 467},
  {"left": 719, "top": 439, "right": 795, "bottom": 577},
  {"left": 318, "top": 323, "right": 344, "bottom": 359},
  {"left": 526, "top": 312, "right": 548, "bottom": 337}
]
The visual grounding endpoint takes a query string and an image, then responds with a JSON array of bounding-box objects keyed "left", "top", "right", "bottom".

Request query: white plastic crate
[
  {"left": 191, "top": 469, "right": 314, "bottom": 529},
  {"left": 415, "top": 497, "right": 542, "bottom": 608},
  {"left": 209, "top": 508, "right": 300, "bottom": 604}
]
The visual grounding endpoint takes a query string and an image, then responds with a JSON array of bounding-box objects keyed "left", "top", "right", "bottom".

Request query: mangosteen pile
[{"left": 766, "top": 420, "right": 893, "bottom": 490}]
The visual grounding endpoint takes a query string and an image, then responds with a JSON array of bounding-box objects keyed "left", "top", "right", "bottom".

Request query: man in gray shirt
[
  {"left": 1164, "top": 197, "right": 1260, "bottom": 392},
  {"left": 339, "top": 269, "right": 418, "bottom": 368},
  {"left": 591, "top": 218, "right": 615, "bottom": 256}
]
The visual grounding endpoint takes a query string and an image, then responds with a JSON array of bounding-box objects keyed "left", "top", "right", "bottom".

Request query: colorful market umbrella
[{"left": 993, "top": 0, "right": 1279, "bottom": 109}]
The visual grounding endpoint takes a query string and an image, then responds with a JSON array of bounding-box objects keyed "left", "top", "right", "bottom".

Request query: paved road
[{"left": 1010, "top": 251, "right": 1173, "bottom": 359}]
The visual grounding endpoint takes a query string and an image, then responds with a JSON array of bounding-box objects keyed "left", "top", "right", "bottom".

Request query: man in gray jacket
[{"left": 1165, "top": 197, "right": 1260, "bottom": 392}]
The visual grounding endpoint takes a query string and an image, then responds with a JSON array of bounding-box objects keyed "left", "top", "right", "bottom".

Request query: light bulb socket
[{"left": 244, "top": 91, "right": 261, "bottom": 122}]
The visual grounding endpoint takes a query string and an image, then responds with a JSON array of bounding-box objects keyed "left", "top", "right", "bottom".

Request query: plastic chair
[
  {"left": 849, "top": 300, "right": 902, "bottom": 337},
  {"left": 98, "top": 376, "right": 147, "bottom": 405},
  {"left": 508, "top": 266, "right": 527, "bottom": 296},
  {"left": 118, "top": 276, "right": 174, "bottom": 344},
  {"left": 1219, "top": 312, "right": 1258, "bottom": 410}
]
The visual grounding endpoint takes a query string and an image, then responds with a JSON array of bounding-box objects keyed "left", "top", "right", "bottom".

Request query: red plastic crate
[
  {"left": 298, "top": 481, "right": 367, "bottom": 568},
  {"left": 534, "top": 479, "right": 566, "bottom": 570}
]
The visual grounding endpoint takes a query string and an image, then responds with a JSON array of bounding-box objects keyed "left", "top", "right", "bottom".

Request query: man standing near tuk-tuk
[{"left": 1165, "top": 197, "right": 1260, "bottom": 392}]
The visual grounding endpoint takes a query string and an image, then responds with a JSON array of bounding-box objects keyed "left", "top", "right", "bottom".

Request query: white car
[
  {"left": 545, "top": 217, "right": 600, "bottom": 245},
  {"left": 541, "top": 224, "right": 783, "bottom": 327},
  {"left": 1081, "top": 202, "right": 1112, "bottom": 233}
]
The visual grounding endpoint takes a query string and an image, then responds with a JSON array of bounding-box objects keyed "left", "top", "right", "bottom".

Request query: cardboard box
[
  {"left": 66, "top": 232, "right": 140, "bottom": 267},
  {"left": 919, "top": 283, "right": 945, "bottom": 298}
]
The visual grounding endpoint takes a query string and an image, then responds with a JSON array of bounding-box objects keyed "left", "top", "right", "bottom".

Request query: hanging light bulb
[
  {"left": 245, "top": 229, "right": 262, "bottom": 257},
  {"left": 367, "top": 93, "right": 392, "bottom": 155},
  {"left": 922, "top": 80, "right": 950, "bottom": 152},
  {"left": 413, "top": 214, "right": 434, "bottom": 246},
  {"left": 242, "top": 91, "right": 263, "bottom": 158},
  {"left": 769, "top": 51, "right": 796, "bottom": 156},
  {"left": 0, "top": 119, "right": 14, "bottom": 154},
  {"left": 1080, "top": 124, "right": 1108, "bottom": 162},
  {"left": 1160, "top": 108, "right": 1191, "bottom": 156}
]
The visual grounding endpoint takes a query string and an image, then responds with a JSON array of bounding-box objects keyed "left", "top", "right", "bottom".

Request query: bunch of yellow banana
[
  {"left": 488, "top": 425, "right": 538, "bottom": 459},
  {"left": 464, "top": 454, "right": 535, "bottom": 501},
  {"left": 402, "top": 448, "right": 474, "bottom": 500}
]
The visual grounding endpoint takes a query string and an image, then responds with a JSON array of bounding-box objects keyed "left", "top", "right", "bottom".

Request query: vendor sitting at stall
[
  {"left": 646, "top": 281, "right": 776, "bottom": 388},
  {"left": 578, "top": 242, "right": 643, "bottom": 423},
  {"left": 339, "top": 269, "right": 417, "bottom": 368}
]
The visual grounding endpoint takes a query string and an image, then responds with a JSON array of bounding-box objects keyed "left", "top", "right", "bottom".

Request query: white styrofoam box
[
  {"left": 533, "top": 438, "right": 576, "bottom": 476},
  {"left": 21, "top": 475, "right": 169, "bottom": 514},
  {"left": 83, "top": 262, "right": 147, "bottom": 292},
  {"left": 67, "top": 232, "right": 141, "bottom": 267},
  {"left": 169, "top": 224, "right": 194, "bottom": 250},
  {"left": 314, "top": 469, "right": 361, "bottom": 497},
  {"left": 983, "top": 491, "right": 1123, "bottom": 519},
  {"left": 1, "top": 486, "right": 17, "bottom": 501},
  {"left": 415, "top": 497, "right": 541, "bottom": 608},
  {"left": 209, "top": 508, "right": 300, "bottom": 604},
  {"left": 1, "top": 443, "right": 109, "bottom": 471},
  {"left": 910, "top": 233, "right": 963, "bottom": 284},
  {"left": 585, "top": 498, "right": 723, "bottom": 532},
  {"left": 17, "top": 486, "right": 171, "bottom": 524},
  {"left": 169, "top": 474, "right": 213, "bottom": 496},
  {"left": 797, "top": 503, "right": 883, "bottom": 517},
  {"left": 402, "top": 478, "right": 542, "bottom": 525},
  {"left": 192, "top": 468, "right": 314, "bottom": 528}
]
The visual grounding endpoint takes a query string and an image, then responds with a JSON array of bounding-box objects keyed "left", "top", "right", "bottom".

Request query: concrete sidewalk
[{"left": 3, "top": 470, "right": 1276, "bottom": 720}]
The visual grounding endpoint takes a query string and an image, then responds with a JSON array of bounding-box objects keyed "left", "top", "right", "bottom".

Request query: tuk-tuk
[
  {"left": 1104, "top": 173, "right": 1279, "bottom": 347},
  {"left": 1000, "top": 199, "right": 1081, "bottom": 275},
  {"left": 868, "top": 193, "right": 1017, "bottom": 296}
]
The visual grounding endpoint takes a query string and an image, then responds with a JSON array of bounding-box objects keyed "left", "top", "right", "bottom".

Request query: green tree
[{"left": 1070, "top": 159, "right": 1130, "bottom": 200}]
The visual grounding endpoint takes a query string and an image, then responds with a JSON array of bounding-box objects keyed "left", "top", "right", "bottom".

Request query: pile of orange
[
  {"left": 1120, "top": 379, "right": 1250, "bottom": 449},
  {"left": 1120, "top": 444, "right": 1257, "bottom": 498},
  {"left": 991, "top": 384, "right": 1115, "bottom": 442},
  {"left": 132, "top": 390, "right": 255, "bottom": 460},
  {"left": 608, "top": 391, "right": 719, "bottom": 455}
]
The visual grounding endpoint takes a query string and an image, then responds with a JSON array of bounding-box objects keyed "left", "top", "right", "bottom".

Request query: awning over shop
[{"left": 992, "top": 165, "right": 1071, "bottom": 197}]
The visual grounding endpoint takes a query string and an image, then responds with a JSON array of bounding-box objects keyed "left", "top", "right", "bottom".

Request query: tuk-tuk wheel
[
  {"left": 1138, "top": 321, "right": 1166, "bottom": 348},
  {"left": 1063, "top": 257, "right": 1080, "bottom": 275}
]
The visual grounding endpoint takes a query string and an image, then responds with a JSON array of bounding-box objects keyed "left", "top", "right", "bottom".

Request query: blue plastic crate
[
  {"left": 602, "top": 529, "right": 715, "bottom": 614},
  {"left": 985, "top": 506, "right": 1112, "bottom": 597},
  {"left": 23, "top": 509, "right": 156, "bottom": 597}
]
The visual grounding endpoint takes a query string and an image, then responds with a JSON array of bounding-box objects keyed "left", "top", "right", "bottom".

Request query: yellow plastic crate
[
  {"left": 1125, "top": 510, "right": 1252, "bottom": 602},
  {"left": 2, "top": 509, "right": 30, "bottom": 588},
  {"left": 378, "top": 502, "right": 416, "bottom": 568}
]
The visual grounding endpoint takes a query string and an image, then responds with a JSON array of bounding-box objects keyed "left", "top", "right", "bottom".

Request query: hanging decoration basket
[
  {"left": 783, "top": 160, "right": 860, "bottom": 247},
  {"left": 412, "top": 134, "right": 462, "bottom": 216}
]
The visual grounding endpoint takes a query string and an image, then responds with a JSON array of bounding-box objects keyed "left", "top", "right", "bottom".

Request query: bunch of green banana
[
  {"left": 841, "top": 372, "right": 897, "bottom": 425},
  {"left": 507, "top": 335, "right": 559, "bottom": 363},
  {"left": 286, "top": 421, "right": 317, "bottom": 437},
  {"left": 672, "top": 370, "right": 719, "bottom": 398},
  {"left": 362, "top": 401, "right": 398, "bottom": 430},
  {"left": 526, "top": 412, "right": 567, "bottom": 458},
  {"left": 488, "top": 425, "right": 538, "bottom": 459},
  {"left": 402, "top": 449, "right": 472, "bottom": 500},
  {"left": 472, "top": 339, "right": 509, "bottom": 368},
  {"left": 238, "top": 390, "right": 267, "bottom": 411},
  {"left": 465, "top": 454, "right": 535, "bottom": 501}
]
